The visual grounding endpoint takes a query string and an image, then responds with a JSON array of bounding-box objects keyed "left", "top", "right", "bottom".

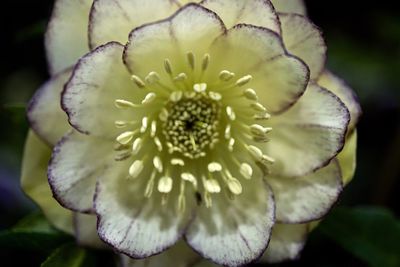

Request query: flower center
[
  {"left": 163, "top": 92, "right": 221, "bottom": 159},
  {"left": 113, "top": 52, "right": 275, "bottom": 211}
]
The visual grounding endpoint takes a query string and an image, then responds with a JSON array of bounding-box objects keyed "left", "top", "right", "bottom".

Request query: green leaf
[
  {"left": 318, "top": 206, "right": 400, "bottom": 267},
  {"left": 0, "top": 213, "right": 72, "bottom": 252},
  {"left": 41, "top": 243, "right": 94, "bottom": 267}
]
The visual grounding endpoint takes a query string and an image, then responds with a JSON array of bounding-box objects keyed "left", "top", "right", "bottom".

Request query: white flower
[{"left": 23, "top": 0, "right": 360, "bottom": 266}]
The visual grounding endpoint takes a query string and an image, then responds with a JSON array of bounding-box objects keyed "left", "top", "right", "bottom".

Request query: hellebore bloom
[{"left": 23, "top": 0, "right": 361, "bottom": 266}]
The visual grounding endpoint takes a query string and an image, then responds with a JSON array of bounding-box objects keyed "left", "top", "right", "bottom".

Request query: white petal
[
  {"left": 280, "top": 13, "right": 326, "bottom": 79},
  {"left": 271, "top": 0, "right": 307, "bottom": 15},
  {"left": 267, "top": 160, "right": 343, "bottom": 223},
  {"left": 266, "top": 83, "right": 350, "bottom": 177},
  {"left": 318, "top": 71, "right": 361, "bottom": 131},
  {"left": 261, "top": 223, "right": 308, "bottom": 263},
  {"left": 28, "top": 69, "right": 72, "bottom": 146},
  {"left": 124, "top": 3, "right": 226, "bottom": 78},
  {"left": 21, "top": 130, "right": 74, "bottom": 234},
  {"left": 201, "top": 0, "right": 280, "bottom": 33},
  {"left": 45, "top": 0, "right": 91, "bottom": 74},
  {"left": 74, "top": 213, "right": 106, "bottom": 249},
  {"left": 120, "top": 241, "right": 199, "bottom": 267},
  {"left": 95, "top": 161, "right": 195, "bottom": 258},
  {"left": 185, "top": 177, "right": 275, "bottom": 266},
  {"left": 63, "top": 42, "right": 134, "bottom": 138},
  {"left": 208, "top": 24, "right": 309, "bottom": 113},
  {"left": 48, "top": 130, "right": 113, "bottom": 212},
  {"left": 89, "top": 0, "right": 180, "bottom": 48}
]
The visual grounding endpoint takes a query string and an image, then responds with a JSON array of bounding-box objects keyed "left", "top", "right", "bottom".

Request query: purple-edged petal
[
  {"left": 280, "top": 13, "right": 326, "bottom": 79},
  {"left": 74, "top": 213, "right": 106, "bottom": 249},
  {"left": 267, "top": 160, "right": 342, "bottom": 223},
  {"left": 337, "top": 130, "right": 358, "bottom": 185},
  {"left": 124, "top": 3, "right": 226, "bottom": 77},
  {"left": 201, "top": 0, "right": 280, "bottom": 33},
  {"left": 45, "top": 0, "right": 91, "bottom": 74},
  {"left": 63, "top": 42, "right": 135, "bottom": 138},
  {"left": 208, "top": 24, "right": 309, "bottom": 113},
  {"left": 21, "top": 130, "right": 74, "bottom": 234},
  {"left": 120, "top": 241, "right": 200, "bottom": 267},
  {"left": 271, "top": 0, "right": 307, "bottom": 15},
  {"left": 185, "top": 177, "right": 275, "bottom": 267},
  {"left": 95, "top": 160, "right": 195, "bottom": 258},
  {"left": 28, "top": 69, "right": 71, "bottom": 146},
  {"left": 48, "top": 130, "right": 113, "bottom": 213},
  {"left": 89, "top": 0, "right": 180, "bottom": 49},
  {"left": 260, "top": 223, "right": 308, "bottom": 263},
  {"left": 266, "top": 83, "right": 350, "bottom": 177},
  {"left": 318, "top": 71, "right": 361, "bottom": 131}
]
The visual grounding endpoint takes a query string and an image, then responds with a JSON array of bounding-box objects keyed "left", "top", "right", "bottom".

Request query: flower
[{"left": 22, "top": 0, "right": 361, "bottom": 266}]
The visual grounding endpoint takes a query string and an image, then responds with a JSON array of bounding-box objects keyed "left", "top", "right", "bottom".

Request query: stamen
[
  {"left": 178, "top": 180, "right": 186, "bottom": 213},
  {"left": 236, "top": 75, "right": 252, "bottom": 87},
  {"left": 164, "top": 59, "right": 173, "bottom": 75},
  {"left": 158, "top": 176, "right": 173, "bottom": 193},
  {"left": 225, "top": 124, "right": 231, "bottom": 139},
  {"left": 243, "top": 88, "right": 258, "bottom": 101},
  {"left": 131, "top": 75, "right": 146, "bottom": 88},
  {"left": 131, "top": 138, "right": 142, "bottom": 155},
  {"left": 115, "top": 99, "right": 137, "bottom": 109},
  {"left": 114, "top": 151, "right": 131, "bottom": 161},
  {"left": 240, "top": 163, "right": 253, "bottom": 179},
  {"left": 228, "top": 138, "right": 235, "bottom": 151},
  {"left": 153, "top": 156, "right": 163, "bottom": 173},
  {"left": 150, "top": 121, "right": 157, "bottom": 137},
  {"left": 171, "top": 158, "right": 185, "bottom": 166},
  {"left": 226, "top": 106, "right": 236, "bottom": 121},
  {"left": 250, "top": 124, "right": 272, "bottom": 136},
  {"left": 140, "top": 117, "right": 148, "bottom": 133},
  {"left": 207, "top": 162, "right": 222, "bottom": 173},
  {"left": 209, "top": 91, "right": 222, "bottom": 101},
  {"left": 141, "top": 92, "right": 156, "bottom": 105},
  {"left": 219, "top": 70, "right": 235, "bottom": 81},
  {"left": 144, "top": 171, "right": 156, "bottom": 198},
  {"left": 145, "top": 71, "right": 160, "bottom": 84},
  {"left": 193, "top": 83, "right": 207, "bottom": 93},
  {"left": 202, "top": 54, "right": 210, "bottom": 71},
  {"left": 204, "top": 179, "right": 221, "bottom": 193},
  {"left": 128, "top": 160, "right": 144, "bottom": 178},
  {"left": 170, "top": 91, "right": 183, "bottom": 102},
  {"left": 159, "top": 108, "right": 169, "bottom": 122},
  {"left": 181, "top": 172, "right": 198, "bottom": 189},
  {"left": 154, "top": 137, "right": 163, "bottom": 151},
  {"left": 251, "top": 102, "right": 267, "bottom": 112},
  {"left": 187, "top": 52, "right": 195, "bottom": 70},
  {"left": 227, "top": 177, "right": 242, "bottom": 195},
  {"left": 114, "top": 120, "right": 132, "bottom": 128},
  {"left": 174, "top": 73, "right": 187, "bottom": 82},
  {"left": 116, "top": 131, "right": 134, "bottom": 145},
  {"left": 254, "top": 113, "right": 271, "bottom": 120},
  {"left": 247, "top": 145, "right": 263, "bottom": 160}
]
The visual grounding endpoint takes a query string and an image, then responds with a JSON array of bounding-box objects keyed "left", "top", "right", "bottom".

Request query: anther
[
  {"left": 153, "top": 156, "right": 163, "bottom": 173},
  {"left": 254, "top": 113, "right": 271, "bottom": 120},
  {"left": 131, "top": 138, "right": 142, "bottom": 155},
  {"left": 159, "top": 108, "right": 169, "bottom": 122},
  {"left": 170, "top": 91, "right": 183, "bottom": 102},
  {"left": 114, "top": 120, "right": 129, "bottom": 128},
  {"left": 164, "top": 59, "right": 173, "bottom": 75},
  {"left": 204, "top": 179, "right": 221, "bottom": 193},
  {"left": 225, "top": 124, "right": 231, "bottom": 139},
  {"left": 226, "top": 106, "right": 236, "bottom": 121},
  {"left": 174, "top": 73, "right": 187, "bottom": 82},
  {"left": 114, "top": 151, "right": 131, "bottom": 161},
  {"left": 247, "top": 145, "right": 263, "bottom": 160},
  {"left": 243, "top": 88, "right": 258, "bottom": 101},
  {"left": 228, "top": 138, "right": 235, "bottom": 151},
  {"left": 236, "top": 75, "right": 252, "bottom": 87},
  {"left": 129, "top": 160, "right": 144, "bottom": 178},
  {"left": 187, "top": 52, "right": 195, "bottom": 70},
  {"left": 141, "top": 92, "right": 156, "bottom": 105},
  {"left": 171, "top": 158, "right": 185, "bottom": 166},
  {"left": 250, "top": 124, "right": 272, "bottom": 136},
  {"left": 209, "top": 91, "right": 222, "bottom": 101},
  {"left": 202, "top": 54, "right": 210, "bottom": 71},
  {"left": 131, "top": 75, "right": 146, "bottom": 88},
  {"left": 154, "top": 137, "right": 163, "bottom": 151},
  {"left": 227, "top": 178, "right": 242, "bottom": 195},
  {"left": 251, "top": 102, "right": 267, "bottom": 112},
  {"left": 158, "top": 176, "right": 173, "bottom": 193},
  {"left": 261, "top": 154, "right": 275, "bottom": 164},
  {"left": 150, "top": 121, "right": 157, "bottom": 137},
  {"left": 207, "top": 162, "right": 222, "bottom": 173},
  {"left": 140, "top": 117, "right": 148, "bottom": 133},
  {"left": 145, "top": 71, "right": 160, "bottom": 84},
  {"left": 115, "top": 99, "right": 136, "bottom": 109},
  {"left": 181, "top": 172, "right": 198, "bottom": 189},
  {"left": 116, "top": 131, "right": 134, "bottom": 145},
  {"left": 240, "top": 163, "right": 253, "bottom": 179},
  {"left": 219, "top": 70, "right": 235, "bottom": 81},
  {"left": 193, "top": 83, "right": 207, "bottom": 93}
]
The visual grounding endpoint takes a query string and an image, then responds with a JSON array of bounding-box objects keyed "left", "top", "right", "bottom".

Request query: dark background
[{"left": 0, "top": 1, "right": 399, "bottom": 266}]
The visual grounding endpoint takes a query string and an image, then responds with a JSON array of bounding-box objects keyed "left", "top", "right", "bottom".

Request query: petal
[
  {"left": 337, "top": 130, "right": 358, "bottom": 185},
  {"left": 318, "top": 71, "right": 361, "bottom": 131},
  {"left": 270, "top": 0, "right": 307, "bottom": 15},
  {"left": 21, "top": 130, "right": 74, "bottom": 234},
  {"left": 45, "top": 0, "right": 91, "bottom": 74},
  {"left": 74, "top": 213, "right": 106, "bottom": 249},
  {"left": 89, "top": 0, "right": 180, "bottom": 49},
  {"left": 185, "top": 177, "right": 275, "bottom": 266},
  {"left": 63, "top": 42, "right": 134, "bottom": 138},
  {"left": 201, "top": 0, "right": 280, "bottom": 33},
  {"left": 208, "top": 24, "right": 309, "bottom": 113},
  {"left": 266, "top": 83, "right": 350, "bottom": 177},
  {"left": 95, "top": 160, "right": 195, "bottom": 258},
  {"left": 120, "top": 241, "right": 199, "bottom": 267},
  {"left": 260, "top": 223, "right": 308, "bottom": 263},
  {"left": 48, "top": 130, "right": 113, "bottom": 212},
  {"left": 279, "top": 13, "right": 326, "bottom": 80},
  {"left": 28, "top": 69, "right": 72, "bottom": 146},
  {"left": 267, "top": 160, "right": 343, "bottom": 223},
  {"left": 124, "top": 3, "right": 226, "bottom": 77}
]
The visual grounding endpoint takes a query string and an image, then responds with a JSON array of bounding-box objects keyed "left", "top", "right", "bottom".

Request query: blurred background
[{"left": 0, "top": 0, "right": 399, "bottom": 266}]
